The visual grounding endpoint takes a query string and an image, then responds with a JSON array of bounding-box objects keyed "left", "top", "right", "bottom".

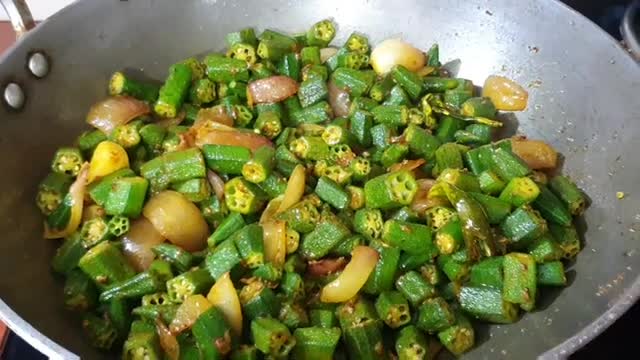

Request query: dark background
[{"left": 0, "top": 1, "right": 637, "bottom": 359}]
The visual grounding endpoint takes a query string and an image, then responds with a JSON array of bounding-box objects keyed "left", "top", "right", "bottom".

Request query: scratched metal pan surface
[{"left": 0, "top": 0, "right": 637, "bottom": 359}]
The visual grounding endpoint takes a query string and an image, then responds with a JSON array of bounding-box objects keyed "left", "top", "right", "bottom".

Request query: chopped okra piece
[
  {"left": 80, "top": 217, "right": 110, "bottom": 248},
  {"left": 375, "top": 291, "right": 411, "bottom": 329},
  {"left": 251, "top": 317, "right": 296, "bottom": 357},
  {"left": 225, "top": 177, "right": 268, "bottom": 214},
  {"left": 166, "top": 268, "right": 214, "bottom": 303},
  {"left": 437, "top": 312, "right": 475, "bottom": 356},
  {"left": 240, "top": 279, "right": 279, "bottom": 320},
  {"left": 107, "top": 215, "right": 130, "bottom": 237},
  {"left": 364, "top": 170, "right": 418, "bottom": 210},
  {"left": 549, "top": 175, "right": 587, "bottom": 216},
  {"left": 293, "top": 327, "right": 342, "bottom": 360},
  {"left": 51, "top": 147, "right": 84, "bottom": 176},
  {"left": 36, "top": 172, "right": 72, "bottom": 215},
  {"left": 502, "top": 252, "right": 537, "bottom": 311},
  {"left": 395, "top": 325, "right": 429, "bottom": 360}
]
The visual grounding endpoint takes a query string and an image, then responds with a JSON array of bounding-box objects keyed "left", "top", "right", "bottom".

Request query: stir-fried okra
[{"left": 38, "top": 19, "right": 587, "bottom": 359}]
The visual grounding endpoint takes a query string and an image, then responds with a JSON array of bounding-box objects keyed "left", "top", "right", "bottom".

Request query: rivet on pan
[
  {"left": 28, "top": 52, "right": 49, "bottom": 78},
  {"left": 4, "top": 83, "right": 25, "bottom": 109}
]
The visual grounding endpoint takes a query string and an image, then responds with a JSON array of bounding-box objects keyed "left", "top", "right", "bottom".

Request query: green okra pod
[
  {"left": 416, "top": 297, "right": 455, "bottom": 333},
  {"left": 63, "top": 269, "right": 98, "bottom": 312},
  {"left": 315, "top": 176, "right": 350, "bottom": 210},
  {"left": 166, "top": 268, "right": 214, "bottom": 303},
  {"left": 51, "top": 147, "right": 84, "bottom": 177},
  {"left": 382, "top": 220, "right": 436, "bottom": 257},
  {"left": 395, "top": 325, "right": 429, "bottom": 360},
  {"left": 500, "top": 205, "right": 548, "bottom": 248},
  {"left": 537, "top": 261, "right": 567, "bottom": 286},
  {"left": 300, "top": 214, "right": 351, "bottom": 260},
  {"left": 208, "top": 212, "right": 246, "bottom": 247},
  {"left": 232, "top": 224, "right": 265, "bottom": 268},
  {"left": 79, "top": 241, "right": 136, "bottom": 289},
  {"left": 502, "top": 252, "right": 537, "bottom": 311},
  {"left": 205, "top": 238, "right": 242, "bottom": 280},
  {"left": 51, "top": 232, "right": 87, "bottom": 275},
  {"left": 364, "top": 170, "right": 418, "bottom": 210},
  {"left": 549, "top": 175, "right": 586, "bottom": 216},
  {"left": 251, "top": 317, "right": 296, "bottom": 357},
  {"left": 293, "top": 327, "right": 342, "bottom": 360},
  {"left": 154, "top": 63, "right": 192, "bottom": 118},
  {"left": 459, "top": 285, "right": 520, "bottom": 324},
  {"left": 375, "top": 290, "right": 411, "bottom": 329},
  {"left": 205, "top": 54, "right": 250, "bottom": 83},
  {"left": 395, "top": 271, "right": 437, "bottom": 306},
  {"left": 437, "top": 312, "right": 475, "bottom": 356},
  {"left": 192, "top": 307, "right": 233, "bottom": 359}
]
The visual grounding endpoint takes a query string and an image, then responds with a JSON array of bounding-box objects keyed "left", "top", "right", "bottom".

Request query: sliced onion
[
  {"left": 207, "top": 170, "right": 226, "bottom": 201},
  {"left": 328, "top": 80, "right": 351, "bottom": 117},
  {"left": 196, "top": 106, "right": 234, "bottom": 127},
  {"left": 193, "top": 127, "right": 273, "bottom": 153},
  {"left": 389, "top": 159, "right": 426, "bottom": 173},
  {"left": 86, "top": 96, "right": 150, "bottom": 135},
  {"left": 207, "top": 272, "right": 243, "bottom": 335},
  {"left": 482, "top": 75, "right": 528, "bottom": 111},
  {"left": 247, "top": 75, "right": 299, "bottom": 105},
  {"left": 157, "top": 111, "right": 186, "bottom": 128},
  {"left": 370, "top": 39, "right": 426, "bottom": 75},
  {"left": 320, "top": 246, "right": 379, "bottom": 303},
  {"left": 87, "top": 141, "right": 130, "bottom": 183},
  {"left": 156, "top": 318, "right": 179, "bottom": 360},
  {"left": 277, "top": 165, "right": 306, "bottom": 213},
  {"left": 320, "top": 47, "right": 339, "bottom": 63},
  {"left": 262, "top": 219, "right": 286, "bottom": 266},
  {"left": 44, "top": 164, "right": 89, "bottom": 239},
  {"left": 170, "top": 294, "right": 212, "bottom": 334},
  {"left": 307, "top": 257, "right": 347, "bottom": 277},
  {"left": 121, "top": 218, "right": 165, "bottom": 271},
  {"left": 511, "top": 138, "right": 558, "bottom": 169},
  {"left": 143, "top": 191, "right": 209, "bottom": 252},
  {"left": 410, "top": 178, "right": 438, "bottom": 214}
]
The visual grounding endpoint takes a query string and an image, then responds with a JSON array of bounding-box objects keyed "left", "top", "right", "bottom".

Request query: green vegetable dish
[{"left": 38, "top": 19, "right": 587, "bottom": 359}]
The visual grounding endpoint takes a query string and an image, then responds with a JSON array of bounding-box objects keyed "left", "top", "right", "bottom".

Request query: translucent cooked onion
[
  {"left": 482, "top": 75, "right": 529, "bottom": 111},
  {"left": 156, "top": 318, "right": 179, "bottom": 360},
  {"left": 121, "top": 218, "right": 165, "bottom": 271},
  {"left": 511, "top": 138, "right": 558, "bottom": 169},
  {"left": 193, "top": 127, "right": 273, "bottom": 153},
  {"left": 328, "top": 80, "right": 351, "bottom": 117},
  {"left": 320, "top": 246, "right": 379, "bottom": 303},
  {"left": 370, "top": 39, "right": 426, "bottom": 75},
  {"left": 169, "top": 294, "right": 212, "bottom": 334},
  {"left": 277, "top": 165, "right": 306, "bottom": 213},
  {"left": 143, "top": 191, "right": 209, "bottom": 252},
  {"left": 195, "top": 105, "right": 234, "bottom": 127},
  {"left": 247, "top": 75, "right": 299, "bottom": 105},
  {"left": 207, "top": 170, "right": 226, "bottom": 201},
  {"left": 86, "top": 96, "right": 150, "bottom": 135},
  {"left": 207, "top": 272, "right": 243, "bottom": 335}
]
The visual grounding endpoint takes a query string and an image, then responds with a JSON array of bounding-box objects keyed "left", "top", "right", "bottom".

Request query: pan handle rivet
[
  {"left": 28, "top": 52, "right": 49, "bottom": 78},
  {"left": 4, "top": 83, "right": 25, "bottom": 109}
]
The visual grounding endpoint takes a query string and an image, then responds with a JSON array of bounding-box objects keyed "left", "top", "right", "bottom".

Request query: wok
[{"left": 0, "top": 0, "right": 638, "bottom": 358}]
